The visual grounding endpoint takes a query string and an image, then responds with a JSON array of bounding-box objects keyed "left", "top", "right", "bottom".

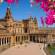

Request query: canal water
[
  {"left": 51, "top": 48, "right": 55, "bottom": 55},
  {"left": 48, "top": 46, "right": 55, "bottom": 55}
]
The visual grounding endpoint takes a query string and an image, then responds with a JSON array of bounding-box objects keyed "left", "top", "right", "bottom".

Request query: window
[
  {"left": 24, "top": 28, "right": 27, "bottom": 33},
  {"left": 16, "top": 36, "right": 17, "bottom": 42}
]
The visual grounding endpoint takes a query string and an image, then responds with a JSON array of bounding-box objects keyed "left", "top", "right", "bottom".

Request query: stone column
[
  {"left": 46, "top": 35, "right": 47, "bottom": 42},
  {"left": 35, "top": 35, "right": 37, "bottom": 42},
  {"left": 47, "top": 34, "right": 52, "bottom": 43},
  {"left": 26, "top": 36, "right": 28, "bottom": 42},
  {"left": 39, "top": 37, "right": 40, "bottom": 43},
  {"left": 6, "top": 37, "right": 7, "bottom": 45},
  {"left": 1, "top": 38, "right": 2, "bottom": 46},
  {"left": 23, "top": 36, "right": 24, "bottom": 43},
  {"left": 18, "top": 36, "right": 20, "bottom": 43},
  {"left": 14, "top": 36, "right": 16, "bottom": 45},
  {"left": 31, "top": 36, "right": 33, "bottom": 42},
  {"left": 21, "top": 36, "right": 23, "bottom": 43},
  {"left": 23, "top": 36, "right": 24, "bottom": 42},
  {"left": 10, "top": 36, "right": 15, "bottom": 46},
  {"left": 7, "top": 37, "right": 8, "bottom": 44},
  {"left": 2, "top": 38, "right": 3, "bottom": 45},
  {"left": 27, "top": 35, "right": 28, "bottom": 40},
  {"left": 37, "top": 35, "right": 40, "bottom": 42},
  {"left": 39, "top": 35, "right": 41, "bottom": 43},
  {"left": 41, "top": 34, "right": 42, "bottom": 42},
  {"left": 27, "top": 35, "right": 29, "bottom": 42},
  {"left": 4, "top": 38, "right": 6, "bottom": 45},
  {"left": 3, "top": 38, "right": 5, "bottom": 45},
  {"left": 20, "top": 36, "right": 22, "bottom": 43}
]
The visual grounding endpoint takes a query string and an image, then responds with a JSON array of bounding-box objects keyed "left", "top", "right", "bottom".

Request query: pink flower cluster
[
  {"left": 5, "top": 0, "right": 18, "bottom": 4},
  {"left": 35, "top": 0, "right": 55, "bottom": 25},
  {"left": 41, "top": 10, "right": 55, "bottom": 26},
  {"left": 35, "top": 0, "right": 55, "bottom": 12},
  {"left": 46, "top": 10, "right": 55, "bottom": 25}
]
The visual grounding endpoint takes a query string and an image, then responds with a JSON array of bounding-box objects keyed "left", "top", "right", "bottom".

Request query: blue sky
[{"left": 0, "top": 0, "right": 48, "bottom": 27}]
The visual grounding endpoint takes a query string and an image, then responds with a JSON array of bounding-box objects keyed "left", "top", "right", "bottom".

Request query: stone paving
[{"left": 0, "top": 43, "right": 46, "bottom": 55}]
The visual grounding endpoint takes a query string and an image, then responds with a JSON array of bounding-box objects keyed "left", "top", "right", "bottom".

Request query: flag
[
  {"left": 41, "top": 17, "right": 44, "bottom": 26},
  {"left": 0, "top": 0, "right": 3, "bottom": 3}
]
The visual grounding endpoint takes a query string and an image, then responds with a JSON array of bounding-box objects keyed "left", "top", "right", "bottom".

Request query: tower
[
  {"left": 5, "top": 7, "right": 13, "bottom": 21},
  {"left": 5, "top": 7, "right": 14, "bottom": 33},
  {"left": 34, "top": 17, "right": 38, "bottom": 29},
  {"left": 28, "top": 16, "right": 38, "bottom": 33}
]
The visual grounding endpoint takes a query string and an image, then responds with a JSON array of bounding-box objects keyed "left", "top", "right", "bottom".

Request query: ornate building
[{"left": 0, "top": 7, "right": 55, "bottom": 49}]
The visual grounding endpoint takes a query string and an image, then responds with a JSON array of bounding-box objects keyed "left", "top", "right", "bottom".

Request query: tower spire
[{"left": 5, "top": 7, "right": 12, "bottom": 20}]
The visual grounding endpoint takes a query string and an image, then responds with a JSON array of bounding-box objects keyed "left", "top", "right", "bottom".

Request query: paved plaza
[{"left": 0, "top": 43, "right": 46, "bottom": 55}]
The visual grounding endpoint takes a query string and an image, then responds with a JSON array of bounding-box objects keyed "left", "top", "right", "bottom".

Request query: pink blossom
[
  {"left": 45, "top": 17, "right": 53, "bottom": 25},
  {"left": 5, "top": 0, "right": 18, "bottom": 4},
  {"left": 6, "top": 0, "right": 14, "bottom": 4}
]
